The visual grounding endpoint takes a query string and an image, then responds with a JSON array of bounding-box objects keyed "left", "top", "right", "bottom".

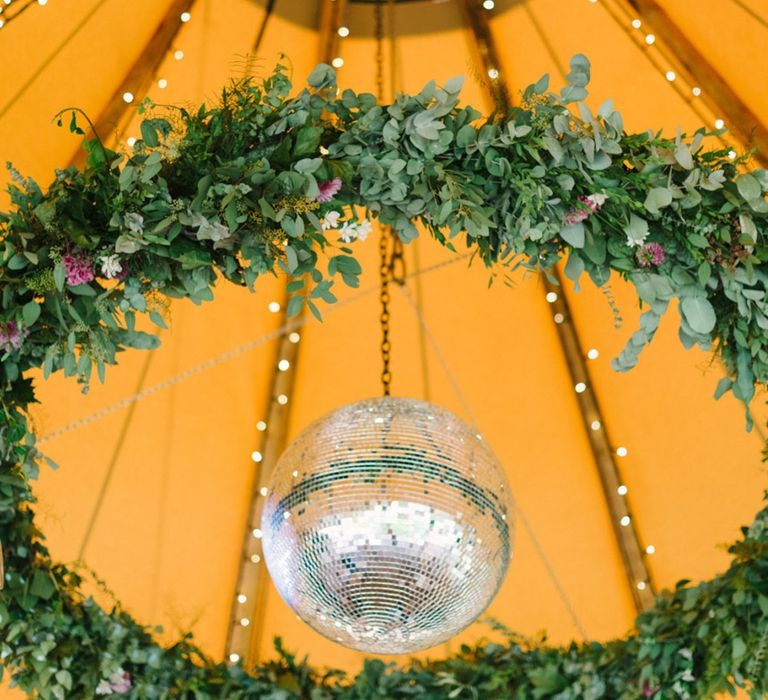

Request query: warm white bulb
[
  {"left": 714, "top": 119, "right": 725, "bottom": 129},
  {"left": 331, "top": 57, "right": 344, "bottom": 68},
  {"left": 545, "top": 291, "right": 558, "bottom": 303},
  {"left": 620, "top": 515, "right": 631, "bottom": 527},
  {"left": 665, "top": 71, "right": 676, "bottom": 81},
  {"left": 122, "top": 92, "right": 134, "bottom": 103},
  {"left": 482, "top": 0, "right": 494, "bottom": 8},
  {"left": 38, "top": 0, "right": 47, "bottom": 5},
  {"left": 251, "top": 451, "right": 262, "bottom": 463},
  {"left": 337, "top": 25, "right": 349, "bottom": 37},
  {"left": 277, "top": 394, "right": 288, "bottom": 405},
  {"left": 554, "top": 313, "right": 564, "bottom": 324},
  {"left": 636, "top": 581, "right": 647, "bottom": 590},
  {"left": 229, "top": 653, "right": 240, "bottom": 663},
  {"left": 616, "top": 446, "right": 628, "bottom": 457},
  {"left": 240, "top": 617, "right": 250, "bottom": 627},
  {"left": 591, "top": 420, "right": 601, "bottom": 431},
  {"left": 260, "top": 486, "right": 268, "bottom": 497},
  {"left": 126, "top": 136, "right": 136, "bottom": 147},
  {"left": 0, "top": 19, "right": 5, "bottom": 28},
  {"left": 174, "top": 50, "right": 184, "bottom": 60},
  {"left": 574, "top": 382, "right": 587, "bottom": 394},
  {"left": 288, "top": 332, "right": 300, "bottom": 343},
  {"left": 252, "top": 528, "right": 263, "bottom": 539},
  {"left": 728, "top": 150, "right": 737, "bottom": 160},
  {"left": 268, "top": 301, "right": 280, "bottom": 313},
  {"left": 180, "top": 11, "right": 190, "bottom": 22},
  {"left": 292, "top": 470, "right": 299, "bottom": 478},
  {"left": 587, "top": 348, "right": 599, "bottom": 360},
  {"left": 278, "top": 359, "right": 290, "bottom": 371},
  {"left": 237, "top": 594, "right": 247, "bottom": 604},
  {"left": 631, "top": 18, "right": 641, "bottom": 28},
  {"left": 487, "top": 68, "right": 499, "bottom": 79},
  {"left": 646, "top": 545, "right": 656, "bottom": 555},
  {"left": 617, "top": 484, "right": 628, "bottom": 496},
  {"left": 692, "top": 86, "right": 702, "bottom": 96},
  {"left": 257, "top": 421, "right": 267, "bottom": 431},
  {"left": 158, "top": 78, "right": 168, "bottom": 89},
  {"left": 250, "top": 554, "right": 261, "bottom": 563},
  {"left": 645, "top": 33, "right": 656, "bottom": 45}
]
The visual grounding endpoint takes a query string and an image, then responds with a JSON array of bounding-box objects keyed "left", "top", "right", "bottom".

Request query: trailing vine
[{"left": 0, "top": 56, "right": 767, "bottom": 698}]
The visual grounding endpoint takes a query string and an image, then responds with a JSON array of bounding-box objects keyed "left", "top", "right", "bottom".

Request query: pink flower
[
  {"left": 109, "top": 670, "right": 131, "bottom": 694},
  {"left": 315, "top": 177, "right": 342, "bottom": 203},
  {"left": 0, "top": 321, "right": 23, "bottom": 353},
  {"left": 563, "top": 193, "right": 607, "bottom": 226},
  {"left": 62, "top": 250, "right": 95, "bottom": 286},
  {"left": 642, "top": 680, "right": 658, "bottom": 697},
  {"left": 637, "top": 242, "right": 665, "bottom": 267}
]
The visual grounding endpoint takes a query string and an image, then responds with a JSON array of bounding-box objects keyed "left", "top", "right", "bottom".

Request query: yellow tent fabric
[{"left": 1, "top": 0, "right": 767, "bottom": 693}]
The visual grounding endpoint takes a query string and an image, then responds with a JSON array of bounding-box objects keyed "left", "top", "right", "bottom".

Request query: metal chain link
[{"left": 379, "top": 230, "right": 393, "bottom": 396}]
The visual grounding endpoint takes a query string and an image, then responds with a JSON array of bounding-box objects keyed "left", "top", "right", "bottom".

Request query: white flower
[
  {"left": 339, "top": 223, "right": 357, "bottom": 243},
  {"left": 322, "top": 211, "right": 341, "bottom": 230},
  {"left": 99, "top": 254, "right": 123, "bottom": 279},
  {"left": 678, "top": 648, "right": 693, "bottom": 660},
  {"left": 96, "top": 679, "right": 113, "bottom": 695},
  {"left": 624, "top": 213, "right": 649, "bottom": 248},
  {"left": 356, "top": 219, "right": 372, "bottom": 241},
  {"left": 586, "top": 193, "right": 607, "bottom": 208},
  {"left": 680, "top": 670, "right": 695, "bottom": 683}
]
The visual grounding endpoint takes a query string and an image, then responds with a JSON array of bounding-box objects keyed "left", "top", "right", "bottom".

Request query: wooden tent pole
[
  {"left": 619, "top": 0, "right": 768, "bottom": 167},
  {"left": 224, "top": 0, "right": 347, "bottom": 665},
  {"left": 69, "top": 0, "right": 196, "bottom": 168},
  {"left": 458, "top": 0, "right": 655, "bottom": 613}
]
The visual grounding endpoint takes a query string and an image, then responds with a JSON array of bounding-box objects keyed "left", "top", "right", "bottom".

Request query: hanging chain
[{"left": 375, "top": 0, "right": 391, "bottom": 396}]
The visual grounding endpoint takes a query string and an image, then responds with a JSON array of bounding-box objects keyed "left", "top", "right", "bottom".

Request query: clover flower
[
  {"left": 564, "top": 193, "right": 607, "bottom": 225},
  {"left": 636, "top": 242, "right": 665, "bottom": 267}
]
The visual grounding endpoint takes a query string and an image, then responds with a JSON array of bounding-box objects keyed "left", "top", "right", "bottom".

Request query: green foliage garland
[{"left": 0, "top": 56, "right": 767, "bottom": 698}]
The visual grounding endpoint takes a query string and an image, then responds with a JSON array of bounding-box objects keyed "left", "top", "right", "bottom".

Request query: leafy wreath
[{"left": 1, "top": 55, "right": 767, "bottom": 699}]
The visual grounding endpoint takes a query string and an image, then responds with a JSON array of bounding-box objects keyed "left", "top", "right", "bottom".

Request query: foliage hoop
[{"left": 0, "top": 56, "right": 767, "bottom": 698}]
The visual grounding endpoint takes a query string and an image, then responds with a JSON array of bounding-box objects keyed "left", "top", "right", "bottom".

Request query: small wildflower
[
  {"left": 315, "top": 177, "right": 342, "bottom": 203},
  {"left": 109, "top": 669, "right": 131, "bottom": 694},
  {"left": 124, "top": 212, "right": 144, "bottom": 234},
  {"left": 95, "top": 680, "right": 113, "bottom": 695},
  {"left": 322, "top": 211, "right": 341, "bottom": 230},
  {"left": 636, "top": 242, "right": 665, "bottom": 267},
  {"left": 356, "top": 219, "right": 372, "bottom": 241},
  {"left": 339, "top": 223, "right": 357, "bottom": 243},
  {"left": 99, "top": 254, "right": 123, "bottom": 279}
]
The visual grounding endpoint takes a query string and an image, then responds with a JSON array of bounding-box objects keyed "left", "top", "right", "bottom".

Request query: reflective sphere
[{"left": 261, "top": 397, "right": 513, "bottom": 654}]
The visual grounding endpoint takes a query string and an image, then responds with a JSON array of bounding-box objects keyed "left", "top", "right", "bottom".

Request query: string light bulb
[
  {"left": 288, "top": 332, "right": 300, "bottom": 343},
  {"left": 714, "top": 119, "right": 725, "bottom": 129},
  {"left": 546, "top": 291, "right": 558, "bottom": 303},
  {"left": 587, "top": 348, "right": 599, "bottom": 360},
  {"left": 180, "top": 11, "right": 190, "bottom": 21},
  {"left": 257, "top": 421, "right": 267, "bottom": 431},
  {"left": 482, "top": 0, "right": 495, "bottom": 8},
  {"left": 487, "top": 68, "right": 499, "bottom": 80},
  {"left": 620, "top": 515, "right": 631, "bottom": 527},
  {"left": 590, "top": 420, "right": 601, "bottom": 431},
  {"left": 692, "top": 86, "right": 702, "bottom": 96},
  {"left": 122, "top": 92, "right": 134, "bottom": 104},
  {"left": 251, "top": 451, "right": 263, "bottom": 463},
  {"left": 616, "top": 446, "right": 628, "bottom": 457},
  {"left": 278, "top": 359, "right": 290, "bottom": 371},
  {"left": 158, "top": 79, "right": 168, "bottom": 89},
  {"left": 631, "top": 18, "right": 641, "bottom": 28},
  {"left": 237, "top": 594, "right": 247, "bottom": 604},
  {"left": 229, "top": 653, "right": 240, "bottom": 663},
  {"left": 646, "top": 545, "right": 656, "bottom": 554},
  {"left": 126, "top": 137, "right": 136, "bottom": 147},
  {"left": 636, "top": 581, "right": 647, "bottom": 590},
  {"left": 268, "top": 301, "right": 280, "bottom": 313},
  {"left": 574, "top": 382, "right": 587, "bottom": 393},
  {"left": 277, "top": 394, "right": 288, "bottom": 405},
  {"left": 665, "top": 71, "right": 676, "bottom": 81},
  {"left": 645, "top": 34, "right": 656, "bottom": 45},
  {"left": 337, "top": 26, "right": 349, "bottom": 37},
  {"left": 332, "top": 57, "right": 344, "bottom": 68},
  {"left": 174, "top": 50, "right": 184, "bottom": 60},
  {"left": 617, "top": 484, "right": 628, "bottom": 496}
]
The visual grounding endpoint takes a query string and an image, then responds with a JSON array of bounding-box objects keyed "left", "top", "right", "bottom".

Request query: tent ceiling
[{"left": 1, "top": 0, "right": 767, "bottom": 688}]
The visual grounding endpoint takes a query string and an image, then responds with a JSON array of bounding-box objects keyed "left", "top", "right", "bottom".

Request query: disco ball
[{"left": 261, "top": 397, "right": 513, "bottom": 654}]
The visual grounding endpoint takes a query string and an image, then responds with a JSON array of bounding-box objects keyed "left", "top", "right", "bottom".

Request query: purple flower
[
  {"left": 637, "top": 242, "right": 666, "bottom": 267},
  {"left": 315, "top": 177, "right": 342, "bottom": 203},
  {"left": 62, "top": 250, "right": 95, "bottom": 286},
  {"left": 564, "top": 207, "right": 590, "bottom": 226},
  {"left": 0, "top": 321, "right": 23, "bottom": 353}
]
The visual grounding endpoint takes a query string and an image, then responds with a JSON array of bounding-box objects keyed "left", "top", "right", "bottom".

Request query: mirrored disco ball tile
[{"left": 261, "top": 397, "right": 514, "bottom": 654}]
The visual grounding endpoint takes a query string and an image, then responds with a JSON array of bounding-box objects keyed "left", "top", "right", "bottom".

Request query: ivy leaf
[{"left": 30, "top": 569, "right": 56, "bottom": 600}]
